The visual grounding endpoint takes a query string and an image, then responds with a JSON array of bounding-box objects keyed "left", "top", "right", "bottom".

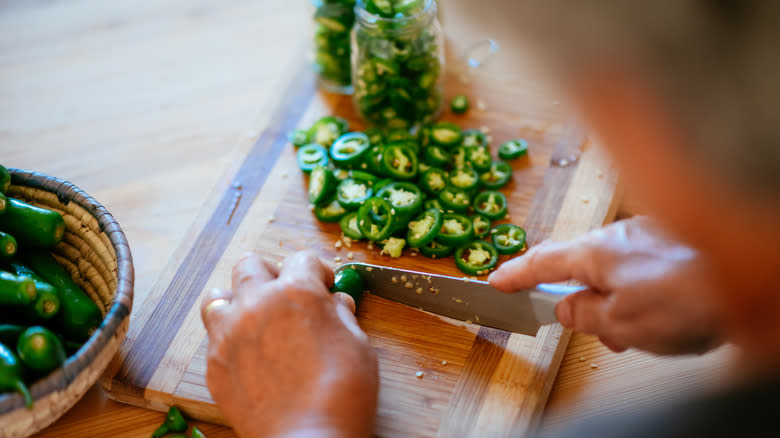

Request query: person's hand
[
  {"left": 201, "top": 251, "right": 378, "bottom": 438},
  {"left": 488, "top": 216, "right": 725, "bottom": 355}
]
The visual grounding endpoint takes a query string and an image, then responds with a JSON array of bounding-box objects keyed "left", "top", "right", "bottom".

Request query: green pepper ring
[
  {"left": 491, "top": 223, "right": 527, "bottom": 255},
  {"left": 419, "top": 167, "right": 449, "bottom": 196},
  {"left": 472, "top": 190, "right": 508, "bottom": 220},
  {"left": 498, "top": 139, "right": 529, "bottom": 161},
  {"left": 336, "top": 178, "right": 373, "bottom": 210},
  {"left": 308, "top": 165, "right": 338, "bottom": 204},
  {"left": 438, "top": 186, "right": 472, "bottom": 213},
  {"left": 479, "top": 161, "right": 513, "bottom": 190},
  {"left": 471, "top": 214, "right": 492, "bottom": 239},
  {"left": 297, "top": 144, "right": 330, "bottom": 173},
  {"left": 407, "top": 208, "right": 443, "bottom": 248},
  {"left": 376, "top": 181, "right": 424, "bottom": 220},
  {"left": 330, "top": 132, "right": 371, "bottom": 169},
  {"left": 314, "top": 195, "right": 349, "bottom": 223},
  {"left": 357, "top": 197, "right": 395, "bottom": 242},
  {"left": 339, "top": 211, "right": 364, "bottom": 240},
  {"left": 437, "top": 213, "right": 474, "bottom": 247},
  {"left": 454, "top": 240, "right": 499, "bottom": 276},
  {"left": 419, "top": 239, "right": 454, "bottom": 259},
  {"left": 381, "top": 144, "right": 419, "bottom": 181}
]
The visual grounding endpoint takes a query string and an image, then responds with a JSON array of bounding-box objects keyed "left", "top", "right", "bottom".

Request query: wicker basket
[{"left": 0, "top": 169, "right": 134, "bottom": 438}]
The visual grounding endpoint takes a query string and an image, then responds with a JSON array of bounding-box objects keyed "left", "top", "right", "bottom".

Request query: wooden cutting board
[{"left": 99, "top": 56, "right": 619, "bottom": 437}]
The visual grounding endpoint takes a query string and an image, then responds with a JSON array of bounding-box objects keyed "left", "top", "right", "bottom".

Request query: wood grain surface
[{"left": 0, "top": 1, "right": 735, "bottom": 437}]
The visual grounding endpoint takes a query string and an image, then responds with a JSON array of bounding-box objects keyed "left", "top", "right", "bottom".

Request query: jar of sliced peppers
[
  {"left": 352, "top": 0, "right": 444, "bottom": 128},
  {"left": 311, "top": 0, "right": 356, "bottom": 93}
]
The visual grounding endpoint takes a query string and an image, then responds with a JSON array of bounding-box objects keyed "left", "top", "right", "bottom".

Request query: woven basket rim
[{"left": 0, "top": 168, "right": 134, "bottom": 414}]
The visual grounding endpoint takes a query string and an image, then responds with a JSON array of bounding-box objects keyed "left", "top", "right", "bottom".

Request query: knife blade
[{"left": 336, "top": 263, "right": 585, "bottom": 336}]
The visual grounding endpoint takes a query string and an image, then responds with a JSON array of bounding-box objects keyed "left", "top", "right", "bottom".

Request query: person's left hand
[{"left": 201, "top": 251, "right": 378, "bottom": 438}]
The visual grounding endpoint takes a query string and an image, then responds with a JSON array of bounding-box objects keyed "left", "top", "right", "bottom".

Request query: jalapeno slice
[
  {"left": 364, "top": 127, "right": 385, "bottom": 146},
  {"left": 331, "top": 266, "right": 364, "bottom": 307},
  {"left": 357, "top": 197, "right": 395, "bottom": 241},
  {"left": 297, "top": 144, "right": 330, "bottom": 173},
  {"left": 447, "top": 167, "right": 480, "bottom": 192},
  {"left": 450, "top": 94, "right": 469, "bottom": 114},
  {"left": 315, "top": 195, "right": 349, "bottom": 223},
  {"left": 450, "top": 146, "right": 468, "bottom": 169},
  {"left": 423, "top": 145, "right": 451, "bottom": 168},
  {"left": 313, "top": 2, "right": 355, "bottom": 86},
  {"left": 376, "top": 181, "right": 423, "bottom": 221},
  {"left": 471, "top": 214, "right": 492, "bottom": 239},
  {"left": 498, "top": 139, "right": 528, "bottom": 161},
  {"left": 491, "top": 223, "right": 527, "bottom": 255},
  {"left": 406, "top": 208, "right": 443, "bottom": 248},
  {"left": 430, "top": 122, "right": 463, "bottom": 148},
  {"left": 454, "top": 241, "right": 499, "bottom": 276},
  {"left": 289, "top": 129, "right": 309, "bottom": 147},
  {"left": 473, "top": 190, "right": 508, "bottom": 220},
  {"left": 479, "top": 161, "right": 513, "bottom": 189},
  {"left": 373, "top": 178, "right": 394, "bottom": 192},
  {"left": 339, "top": 211, "right": 364, "bottom": 240},
  {"left": 331, "top": 132, "right": 371, "bottom": 168},
  {"left": 438, "top": 186, "right": 471, "bottom": 213},
  {"left": 466, "top": 145, "right": 492, "bottom": 173},
  {"left": 420, "top": 167, "right": 448, "bottom": 196},
  {"left": 381, "top": 144, "right": 419, "bottom": 180},
  {"left": 424, "top": 198, "right": 444, "bottom": 212},
  {"left": 337, "top": 178, "right": 373, "bottom": 210},
  {"left": 307, "top": 116, "right": 349, "bottom": 147},
  {"left": 308, "top": 166, "right": 337, "bottom": 204},
  {"left": 364, "top": 145, "right": 386, "bottom": 176},
  {"left": 420, "top": 239, "right": 454, "bottom": 259},
  {"left": 348, "top": 170, "right": 379, "bottom": 183},
  {"left": 437, "top": 213, "right": 474, "bottom": 247},
  {"left": 386, "top": 128, "right": 413, "bottom": 143}
]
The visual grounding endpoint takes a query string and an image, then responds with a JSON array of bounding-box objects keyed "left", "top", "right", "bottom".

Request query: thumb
[{"left": 333, "top": 293, "right": 368, "bottom": 342}]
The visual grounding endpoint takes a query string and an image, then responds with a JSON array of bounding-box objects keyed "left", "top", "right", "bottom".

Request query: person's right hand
[{"left": 488, "top": 216, "right": 725, "bottom": 355}]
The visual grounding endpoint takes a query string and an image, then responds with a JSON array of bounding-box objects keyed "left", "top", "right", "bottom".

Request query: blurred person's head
[{"left": 506, "top": 1, "right": 780, "bottom": 361}]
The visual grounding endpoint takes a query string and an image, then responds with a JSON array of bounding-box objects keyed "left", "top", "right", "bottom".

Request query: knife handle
[{"left": 529, "top": 284, "right": 587, "bottom": 325}]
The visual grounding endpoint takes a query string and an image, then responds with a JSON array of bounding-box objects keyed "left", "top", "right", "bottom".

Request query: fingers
[
  {"left": 278, "top": 250, "right": 335, "bottom": 290},
  {"left": 488, "top": 238, "right": 590, "bottom": 293},
  {"left": 555, "top": 289, "right": 608, "bottom": 333},
  {"left": 201, "top": 287, "right": 234, "bottom": 333},
  {"left": 333, "top": 293, "right": 367, "bottom": 342},
  {"left": 231, "top": 252, "right": 277, "bottom": 297}
]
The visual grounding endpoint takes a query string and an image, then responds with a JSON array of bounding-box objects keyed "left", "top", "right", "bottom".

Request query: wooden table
[{"left": 1, "top": 1, "right": 733, "bottom": 437}]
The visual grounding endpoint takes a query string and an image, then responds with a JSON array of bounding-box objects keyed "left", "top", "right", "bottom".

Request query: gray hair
[{"left": 506, "top": 0, "right": 780, "bottom": 199}]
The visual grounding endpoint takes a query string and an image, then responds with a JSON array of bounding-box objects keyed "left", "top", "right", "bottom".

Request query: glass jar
[
  {"left": 311, "top": 0, "right": 356, "bottom": 93},
  {"left": 352, "top": 0, "right": 444, "bottom": 129}
]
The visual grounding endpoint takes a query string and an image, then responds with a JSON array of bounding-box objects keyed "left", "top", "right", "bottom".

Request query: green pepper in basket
[
  {"left": 8, "top": 261, "right": 61, "bottom": 321},
  {"left": 0, "top": 271, "right": 36, "bottom": 307},
  {"left": 152, "top": 406, "right": 189, "bottom": 438},
  {"left": 0, "top": 164, "right": 10, "bottom": 194},
  {"left": 0, "top": 198, "right": 65, "bottom": 248},
  {"left": 17, "top": 326, "right": 66, "bottom": 375},
  {"left": 0, "top": 342, "right": 33, "bottom": 409}
]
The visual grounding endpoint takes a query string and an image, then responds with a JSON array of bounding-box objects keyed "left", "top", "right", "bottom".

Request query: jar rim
[{"left": 355, "top": 0, "right": 436, "bottom": 25}]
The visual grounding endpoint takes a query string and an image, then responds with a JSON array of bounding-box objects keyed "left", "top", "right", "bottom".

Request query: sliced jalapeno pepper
[
  {"left": 297, "top": 144, "right": 329, "bottom": 173},
  {"left": 339, "top": 211, "right": 364, "bottom": 241},
  {"left": 423, "top": 145, "right": 451, "bottom": 168},
  {"left": 419, "top": 239, "right": 454, "bottom": 259},
  {"left": 454, "top": 240, "right": 499, "bottom": 276},
  {"left": 450, "top": 146, "right": 468, "bottom": 169},
  {"left": 348, "top": 170, "right": 379, "bottom": 183},
  {"left": 473, "top": 190, "right": 508, "bottom": 220},
  {"left": 498, "top": 139, "right": 528, "bottom": 161},
  {"left": 309, "top": 166, "right": 337, "bottom": 204},
  {"left": 438, "top": 186, "right": 471, "bottom": 213},
  {"left": 364, "top": 126, "right": 385, "bottom": 146},
  {"left": 418, "top": 162, "right": 431, "bottom": 173},
  {"left": 331, "top": 267, "right": 365, "bottom": 307},
  {"left": 424, "top": 198, "right": 444, "bottom": 212},
  {"left": 357, "top": 197, "right": 395, "bottom": 241},
  {"left": 450, "top": 94, "right": 469, "bottom": 114},
  {"left": 479, "top": 161, "right": 513, "bottom": 189},
  {"left": 407, "top": 208, "right": 443, "bottom": 248},
  {"left": 376, "top": 182, "right": 423, "bottom": 221},
  {"left": 447, "top": 167, "right": 480, "bottom": 192},
  {"left": 381, "top": 144, "right": 418, "bottom": 180},
  {"left": 307, "top": 116, "right": 349, "bottom": 147},
  {"left": 437, "top": 213, "right": 474, "bottom": 247},
  {"left": 466, "top": 145, "right": 492, "bottom": 172},
  {"left": 330, "top": 132, "right": 370, "bottom": 169},
  {"left": 337, "top": 178, "right": 373, "bottom": 210},
  {"left": 491, "top": 223, "right": 527, "bottom": 255},
  {"left": 363, "top": 145, "right": 386, "bottom": 176},
  {"left": 429, "top": 122, "right": 463, "bottom": 148},
  {"left": 315, "top": 195, "right": 349, "bottom": 223},
  {"left": 386, "top": 128, "right": 413, "bottom": 143},
  {"left": 471, "top": 214, "right": 492, "bottom": 239},
  {"left": 289, "top": 129, "right": 309, "bottom": 147},
  {"left": 461, "top": 129, "right": 487, "bottom": 148},
  {"left": 419, "top": 167, "right": 448, "bottom": 196},
  {"left": 373, "top": 178, "right": 394, "bottom": 192}
]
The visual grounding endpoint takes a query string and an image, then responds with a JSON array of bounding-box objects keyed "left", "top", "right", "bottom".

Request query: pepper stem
[{"left": 14, "top": 379, "right": 33, "bottom": 410}]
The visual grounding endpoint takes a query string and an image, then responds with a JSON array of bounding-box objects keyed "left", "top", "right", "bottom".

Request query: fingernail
[{"left": 556, "top": 300, "right": 573, "bottom": 327}]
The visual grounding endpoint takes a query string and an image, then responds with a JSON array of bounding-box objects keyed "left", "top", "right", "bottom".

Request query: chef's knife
[{"left": 336, "top": 263, "right": 585, "bottom": 336}]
